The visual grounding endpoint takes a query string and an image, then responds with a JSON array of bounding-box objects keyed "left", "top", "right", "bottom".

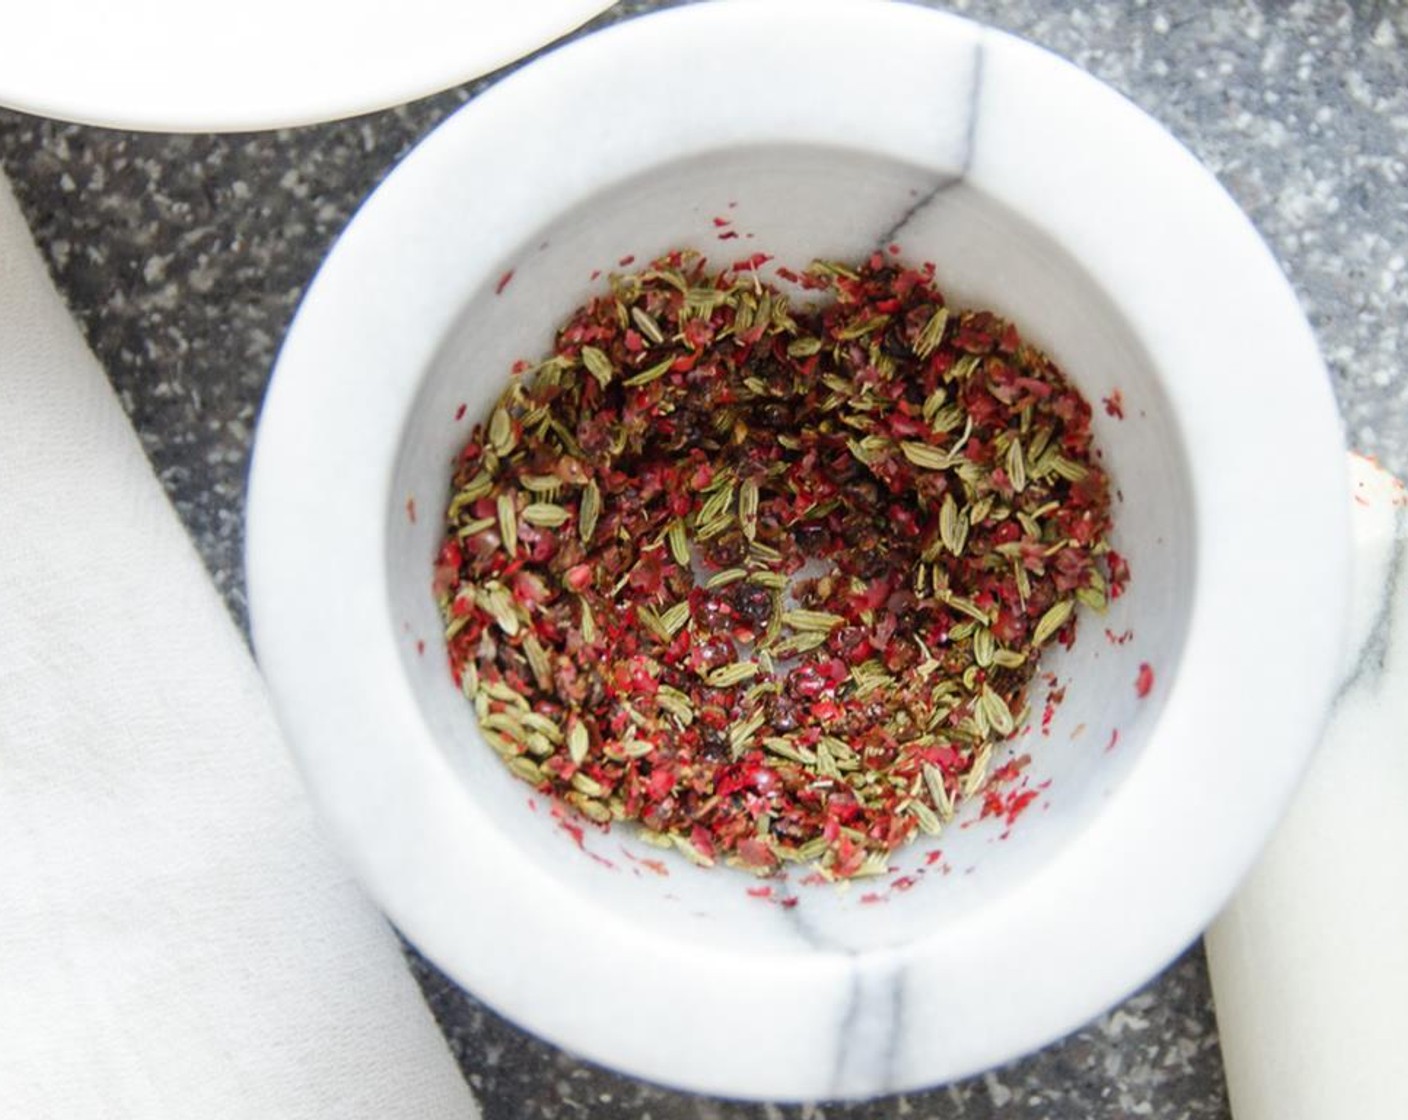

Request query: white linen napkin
[
  {"left": 0, "top": 174, "right": 480, "bottom": 1118},
  {"left": 1206, "top": 453, "right": 1408, "bottom": 1120}
]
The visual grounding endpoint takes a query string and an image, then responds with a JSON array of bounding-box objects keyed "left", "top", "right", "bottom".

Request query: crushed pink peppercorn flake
[{"left": 436, "top": 250, "right": 1117, "bottom": 879}]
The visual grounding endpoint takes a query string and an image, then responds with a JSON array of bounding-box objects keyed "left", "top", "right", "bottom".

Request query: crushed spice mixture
[{"left": 435, "top": 250, "right": 1116, "bottom": 879}]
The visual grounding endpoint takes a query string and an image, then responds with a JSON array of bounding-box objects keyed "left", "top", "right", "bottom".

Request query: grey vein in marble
[
  {"left": 875, "top": 37, "right": 987, "bottom": 252},
  {"left": 1335, "top": 500, "right": 1407, "bottom": 700},
  {"left": 831, "top": 958, "right": 907, "bottom": 1100}
]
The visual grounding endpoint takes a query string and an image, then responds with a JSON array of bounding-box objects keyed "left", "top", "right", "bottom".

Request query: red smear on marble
[
  {"left": 1107, "top": 549, "right": 1131, "bottom": 599},
  {"left": 730, "top": 251, "right": 773, "bottom": 272},
  {"left": 550, "top": 803, "right": 587, "bottom": 850},
  {"left": 621, "top": 848, "right": 669, "bottom": 877},
  {"left": 1040, "top": 682, "right": 1066, "bottom": 736},
  {"left": 980, "top": 773, "right": 1042, "bottom": 831},
  {"left": 989, "top": 755, "right": 1031, "bottom": 785}
]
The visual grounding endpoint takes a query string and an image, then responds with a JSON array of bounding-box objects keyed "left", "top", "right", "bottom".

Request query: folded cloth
[
  {"left": 0, "top": 175, "right": 479, "bottom": 1118},
  {"left": 1206, "top": 453, "right": 1408, "bottom": 1120}
]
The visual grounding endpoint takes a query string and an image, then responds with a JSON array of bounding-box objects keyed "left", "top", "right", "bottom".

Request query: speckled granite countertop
[{"left": 3, "top": 2, "right": 1403, "bottom": 1117}]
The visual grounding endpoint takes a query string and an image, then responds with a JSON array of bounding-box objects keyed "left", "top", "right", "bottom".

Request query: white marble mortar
[{"left": 246, "top": 0, "right": 1349, "bottom": 1100}]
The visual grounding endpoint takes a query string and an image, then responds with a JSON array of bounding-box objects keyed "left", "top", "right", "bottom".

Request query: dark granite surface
[{"left": 3, "top": 2, "right": 1404, "bottom": 1116}]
